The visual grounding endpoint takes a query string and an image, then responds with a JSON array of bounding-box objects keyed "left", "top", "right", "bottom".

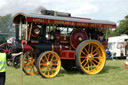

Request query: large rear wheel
[
  {"left": 23, "top": 51, "right": 38, "bottom": 75},
  {"left": 36, "top": 51, "right": 61, "bottom": 78},
  {"left": 76, "top": 40, "right": 106, "bottom": 74}
]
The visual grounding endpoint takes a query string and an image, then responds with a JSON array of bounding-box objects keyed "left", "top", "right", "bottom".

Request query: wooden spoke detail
[
  {"left": 37, "top": 51, "right": 61, "bottom": 78},
  {"left": 23, "top": 51, "right": 38, "bottom": 75},
  {"left": 76, "top": 40, "right": 106, "bottom": 74}
]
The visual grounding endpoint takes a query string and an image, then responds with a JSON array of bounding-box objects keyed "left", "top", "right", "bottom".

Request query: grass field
[{"left": 6, "top": 60, "right": 128, "bottom": 85}]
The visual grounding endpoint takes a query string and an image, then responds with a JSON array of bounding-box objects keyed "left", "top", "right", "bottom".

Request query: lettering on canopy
[{"left": 27, "top": 17, "right": 116, "bottom": 28}]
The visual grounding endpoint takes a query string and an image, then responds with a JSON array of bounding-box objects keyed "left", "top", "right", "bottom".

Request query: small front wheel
[
  {"left": 23, "top": 51, "right": 38, "bottom": 75},
  {"left": 36, "top": 51, "right": 61, "bottom": 78}
]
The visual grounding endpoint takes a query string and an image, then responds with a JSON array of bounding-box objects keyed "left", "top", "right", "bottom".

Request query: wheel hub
[
  {"left": 88, "top": 55, "right": 93, "bottom": 60},
  {"left": 47, "top": 62, "right": 52, "bottom": 67}
]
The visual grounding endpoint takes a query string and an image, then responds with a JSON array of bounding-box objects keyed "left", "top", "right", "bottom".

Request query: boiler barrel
[{"left": 31, "top": 43, "right": 52, "bottom": 51}]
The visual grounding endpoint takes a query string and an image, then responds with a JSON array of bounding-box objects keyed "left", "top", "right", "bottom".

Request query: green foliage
[
  {"left": 0, "top": 14, "right": 15, "bottom": 37},
  {"left": 109, "top": 15, "right": 128, "bottom": 37}
]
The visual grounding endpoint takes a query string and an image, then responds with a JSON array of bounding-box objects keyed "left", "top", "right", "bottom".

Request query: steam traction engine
[{"left": 12, "top": 10, "right": 116, "bottom": 78}]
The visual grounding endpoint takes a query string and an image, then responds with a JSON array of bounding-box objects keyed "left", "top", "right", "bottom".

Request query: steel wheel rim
[
  {"left": 23, "top": 51, "right": 38, "bottom": 75},
  {"left": 39, "top": 51, "right": 61, "bottom": 78},
  {"left": 79, "top": 41, "right": 106, "bottom": 74}
]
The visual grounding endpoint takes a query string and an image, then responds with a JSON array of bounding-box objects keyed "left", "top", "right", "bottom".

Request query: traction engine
[{"left": 12, "top": 9, "right": 116, "bottom": 78}]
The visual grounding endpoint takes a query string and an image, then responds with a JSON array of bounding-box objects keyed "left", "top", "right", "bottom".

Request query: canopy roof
[{"left": 13, "top": 13, "right": 116, "bottom": 28}]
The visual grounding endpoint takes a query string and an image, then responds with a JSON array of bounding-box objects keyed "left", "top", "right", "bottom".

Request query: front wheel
[
  {"left": 36, "top": 51, "right": 61, "bottom": 78},
  {"left": 76, "top": 40, "right": 106, "bottom": 74},
  {"left": 23, "top": 51, "right": 38, "bottom": 75}
]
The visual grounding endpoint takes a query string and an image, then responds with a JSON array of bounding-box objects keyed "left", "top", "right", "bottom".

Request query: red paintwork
[
  {"left": 26, "top": 17, "right": 116, "bottom": 28},
  {"left": 70, "top": 29, "right": 88, "bottom": 49},
  {"left": 22, "top": 44, "right": 33, "bottom": 52},
  {"left": 62, "top": 45, "right": 71, "bottom": 50},
  {"left": 55, "top": 31, "right": 61, "bottom": 41},
  {"left": 53, "top": 44, "right": 62, "bottom": 52},
  {"left": 60, "top": 50, "right": 75, "bottom": 59},
  {"left": 21, "top": 40, "right": 27, "bottom": 44},
  {"left": 60, "top": 35, "right": 70, "bottom": 43}
]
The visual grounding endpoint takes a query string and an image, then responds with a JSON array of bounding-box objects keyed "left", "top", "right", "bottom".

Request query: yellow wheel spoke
[
  {"left": 47, "top": 70, "right": 50, "bottom": 77},
  {"left": 26, "top": 54, "right": 32, "bottom": 60},
  {"left": 40, "top": 63, "right": 47, "bottom": 66},
  {"left": 88, "top": 44, "right": 90, "bottom": 53},
  {"left": 50, "top": 67, "right": 54, "bottom": 74},
  {"left": 29, "top": 66, "right": 33, "bottom": 72},
  {"left": 44, "top": 67, "right": 49, "bottom": 74},
  {"left": 92, "top": 47, "right": 100, "bottom": 54},
  {"left": 24, "top": 58, "right": 29, "bottom": 62},
  {"left": 50, "top": 55, "right": 54, "bottom": 62},
  {"left": 25, "top": 66, "right": 31, "bottom": 71},
  {"left": 83, "top": 61, "right": 88, "bottom": 67},
  {"left": 40, "top": 66, "right": 47, "bottom": 71},
  {"left": 92, "top": 61, "right": 96, "bottom": 66},
  {"left": 24, "top": 63, "right": 30, "bottom": 66},
  {"left": 47, "top": 53, "right": 50, "bottom": 61},
  {"left": 81, "top": 58, "right": 87, "bottom": 64},
  {"left": 44, "top": 55, "right": 48, "bottom": 61},
  {"left": 84, "top": 48, "right": 89, "bottom": 54},
  {"left": 88, "top": 63, "right": 90, "bottom": 71},
  {"left": 93, "top": 59, "right": 98, "bottom": 63},
  {"left": 82, "top": 51, "right": 86, "bottom": 56},
  {"left": 32, "top": 66, "right": 35, "bottom": 73},
  {"left": 52, "top": 63, "right": 58, "bottom": 66},
  {"left": 52, "top": 59, "right": 58, "bottom": 62},
  {"left": 91, "top": 44, "right": 93, "bottom": 53},
  {"left": 90, "top": 61, "right": 92, "bottom": 70},
  {"left": 93, "top": 52, "right": 99, "bottom": 57},
  {"left": 80, "top": 56, "right": 87, "bottom": 58},
  {"left": 51, "top": 67, "right": 56, "bottom": 71},
  {"left": 41, "top": 59, "right": 46, "bottom": 63}
]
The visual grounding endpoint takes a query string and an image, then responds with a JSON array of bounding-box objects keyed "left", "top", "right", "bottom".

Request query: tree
[
  {"left": 0, "top": 14, "right": 15, "bottom": 36},
  {"left": 109, "top": 15, "right": 128, "bottom": 37}
]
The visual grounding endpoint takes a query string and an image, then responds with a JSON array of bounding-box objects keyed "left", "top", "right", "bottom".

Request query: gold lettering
[
  {"left": 48, "top": 20, "right": 50, "bottom": 23},
  {"left": 72, "top": 22, "right": 74, "bottom": 25},
  {"left": 32, "top": 19, "right": 44, "bottom": 23}
]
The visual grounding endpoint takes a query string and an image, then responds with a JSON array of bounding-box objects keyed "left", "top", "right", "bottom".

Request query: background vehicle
[
  {"left": 108, "top": 34, "right": 128, "bottom": 58},
  {"left": 0, "top": 33, "right": 8, "bottom": 44},
  {"left": 12, "top": 9, "right": 116, "bottom": 78}
]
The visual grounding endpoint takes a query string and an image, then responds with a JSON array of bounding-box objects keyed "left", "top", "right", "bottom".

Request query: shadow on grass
[
  {"left": 33, "top": 65, "right": 120, "bottom": 78},
  {"left": 100, "top": 65, "right": 120, "bottom": 74},
  {"left": 56, "top": 69, "right": 81, "bottom": 77},
  {"left": 57, "top": 65, "right": 120, "bottom": 77}
]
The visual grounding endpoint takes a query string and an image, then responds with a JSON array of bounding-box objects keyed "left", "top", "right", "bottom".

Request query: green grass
[{"left": 6, "top": 60, "right": 128, "bottom": 85}]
